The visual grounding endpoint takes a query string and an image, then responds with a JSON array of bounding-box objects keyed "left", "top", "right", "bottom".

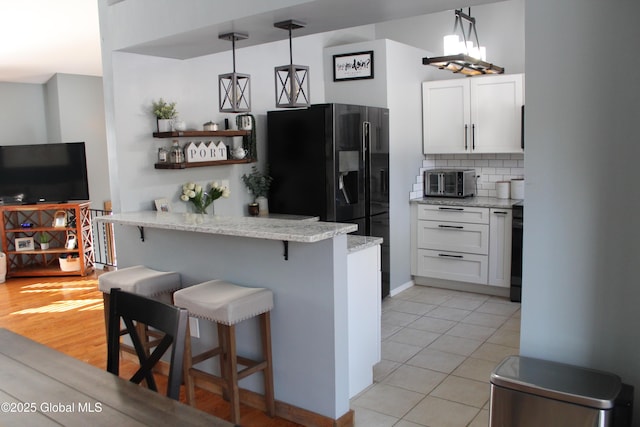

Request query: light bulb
[{"left": 443, "top": 35, "right": 460, "bottom": 55}]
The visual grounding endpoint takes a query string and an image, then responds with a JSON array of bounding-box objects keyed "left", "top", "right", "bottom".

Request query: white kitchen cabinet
[
  {"left": 422, "top": 74, "right": 524, "bottom": 154},
  {"left": 488, "top": 208, "right": 512, "bottom": 287},
  {"left": 347, "top": 243, "right": 381, "bottom": 398},
  {"left": 412, "top": 204, "right": 490, "bottom": 285},
  {"left": 411, "top": 202, "right": 514, "bottom": 291},
  {"left": 416, "top": 249, "right": 488, "bottom": 284}
]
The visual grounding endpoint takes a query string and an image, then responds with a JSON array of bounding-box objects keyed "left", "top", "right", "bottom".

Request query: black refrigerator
[{"left": 267, "top": 103, "right": 390, "bottom": 297}]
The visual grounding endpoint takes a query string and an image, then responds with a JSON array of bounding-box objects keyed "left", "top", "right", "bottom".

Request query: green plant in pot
[
  {"left": 39, "top": 232, "right": 51, "bottom": 250},
  {"left": 241, "top": 165, "right": 273, "bottom": 216},
  {"left": 151, "top": 98, "right": 178, "bottom": 132}
]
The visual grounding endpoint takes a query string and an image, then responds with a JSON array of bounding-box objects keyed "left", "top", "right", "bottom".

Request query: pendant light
[
  {"left": 423, "top": 8, "right": 504, "bottom": 76},
  {"left": 218, "top": 32, "right": 251, "bottom": 113},
  {"left": 274, "top": 19, "right": 310, "bottom": 108}
]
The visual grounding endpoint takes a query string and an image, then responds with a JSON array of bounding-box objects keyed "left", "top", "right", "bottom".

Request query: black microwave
[{"left": 424, "top": 169, "right": 475, "bottom": 198}]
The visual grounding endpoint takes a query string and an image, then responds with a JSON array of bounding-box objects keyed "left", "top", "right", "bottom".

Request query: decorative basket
[{"left": 59, "top": 257, "right": 80, "bottom": 272}]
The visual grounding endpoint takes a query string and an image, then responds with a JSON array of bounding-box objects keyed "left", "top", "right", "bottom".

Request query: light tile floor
[{"left": 351, "top": 285, "right": 521, "bottom": 427}]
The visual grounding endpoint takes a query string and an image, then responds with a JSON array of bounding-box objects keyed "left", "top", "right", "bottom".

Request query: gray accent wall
[
  {"left": 0, "top": 76, "right": 110, "bottom": 208},
  {"left": 523, "top": 0, "right": 640, "bottom": 419}
]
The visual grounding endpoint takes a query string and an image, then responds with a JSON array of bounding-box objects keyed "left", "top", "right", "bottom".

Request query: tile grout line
[{"left": 352, "top": 286, "right": 520, "bottom": 426}]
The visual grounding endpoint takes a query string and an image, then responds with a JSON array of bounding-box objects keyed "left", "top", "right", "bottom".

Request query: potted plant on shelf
[
  {"left": 151, "top": 98, "right": 178, "bottom": 133},
  {"left": 39, "top": 233, "right": 51, "bottom": 250},
  {"left": 241, "top": 165, "right": 273, "bottom": 216}
]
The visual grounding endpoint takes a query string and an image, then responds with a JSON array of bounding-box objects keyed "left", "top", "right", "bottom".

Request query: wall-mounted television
[{"left": 0, "top": 142, "right": 90, "bottom": 204}]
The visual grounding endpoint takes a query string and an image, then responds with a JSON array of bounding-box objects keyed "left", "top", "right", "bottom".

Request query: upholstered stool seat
[
  {"left": 99, "top": 265, "right": 182, "bottom": 357},
  {"left": 174, "top": 279, "right": 275, "bottom": 424},
  {"left": 98, "top": 265, "right": 182, "bottom": 297}
]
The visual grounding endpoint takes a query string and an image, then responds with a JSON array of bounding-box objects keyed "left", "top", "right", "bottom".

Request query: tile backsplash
[{"left": 410, "top": 153, "right": 525, "bottom": 199}]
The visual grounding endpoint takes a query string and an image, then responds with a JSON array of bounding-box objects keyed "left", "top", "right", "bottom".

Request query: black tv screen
[{"left": 0, "top": 142, "right": 90, "bottom": 204}]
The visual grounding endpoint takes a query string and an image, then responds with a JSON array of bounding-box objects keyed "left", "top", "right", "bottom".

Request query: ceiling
[
  {"left": 0, "top": 0, "right": 102, "bottom": 84},
  {"left": 0, "top": 0, "right": 500, "bottom": 85}
]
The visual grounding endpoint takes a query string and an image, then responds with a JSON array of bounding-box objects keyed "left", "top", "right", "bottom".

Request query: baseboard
[
  {"left": 123, "top": 352, "right": 354, "bottom": 427},
  {"left": 412, "top": 275, "right": 511, "bottom": 298},
  {"left": 389, "top": 279, "right": 414, "bottom": 297}
]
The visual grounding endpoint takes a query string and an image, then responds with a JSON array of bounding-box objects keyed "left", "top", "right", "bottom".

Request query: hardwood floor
[{"left": 0, "top": 272, "right": 301, "bottom": 427}]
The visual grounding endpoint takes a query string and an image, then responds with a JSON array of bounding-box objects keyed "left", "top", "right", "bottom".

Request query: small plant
[
  {"left": 39, "top": 233, "right": 51, "bottom": 244},
  {"left": 241, "top": 165, "right": 273, "bottom": 200},
  {"left": 151, "top": 98, "right": 178, "bottom": 119}
]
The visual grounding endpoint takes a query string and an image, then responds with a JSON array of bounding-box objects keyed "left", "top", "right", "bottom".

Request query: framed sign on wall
[{"left": 333, "top": 50, "right": 374, "bottom": 81}]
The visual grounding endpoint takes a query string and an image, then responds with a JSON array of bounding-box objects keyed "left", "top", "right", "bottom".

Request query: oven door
[{"left": 425, "top": 172, "right": 441, "bottom": 196}]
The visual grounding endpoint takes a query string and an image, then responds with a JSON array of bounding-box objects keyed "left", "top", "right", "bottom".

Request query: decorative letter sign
[{"left": 185, "top": 141, "right": 227, "bottom": 162}]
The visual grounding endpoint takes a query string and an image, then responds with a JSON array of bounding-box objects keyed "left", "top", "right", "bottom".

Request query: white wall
[
  {"left": 0, "top": 82, "right": 48, "bottom": 145},
  {"left": 47, "top": 74, "right": 111, "bottom": 207},
  {"left": 523, "top": 0, "right": 640, "bottom": 419},
  {"left": 0, "top": 77, "right": 110, "bottom": 209},
  {"left": 102, "top": 26, "right": 375, "bottom": 214}
]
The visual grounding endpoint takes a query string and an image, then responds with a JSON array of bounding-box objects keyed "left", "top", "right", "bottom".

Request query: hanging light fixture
[
  {"left": 423, "top": 8, "right": 504, "bottom": 76},
  {"left": 274, "top": 19, "right": 310, "bottom": 108},
  {"left": 218, "top": 32, "right": 251, "bottom": 113}
]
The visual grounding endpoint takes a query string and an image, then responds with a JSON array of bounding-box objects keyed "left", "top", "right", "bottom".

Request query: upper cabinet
[{"left": 422, "top": 74, "right": 524, "bottom": 154}]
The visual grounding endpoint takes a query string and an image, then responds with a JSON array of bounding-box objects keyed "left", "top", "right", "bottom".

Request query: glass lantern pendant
[
  {"left": 219, "top": 32, "right": 251, "bottom": 113},
  {"left": 274, "top": 20, "right": 310, "bottom": 108}
]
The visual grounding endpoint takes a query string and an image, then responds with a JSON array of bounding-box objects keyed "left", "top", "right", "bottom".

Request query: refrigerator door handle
[{"left": 362, "top": 121, "right": 371, "bottom": 162}]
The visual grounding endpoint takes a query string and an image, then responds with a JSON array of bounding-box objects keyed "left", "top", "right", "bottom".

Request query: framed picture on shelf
[
  {"left": 15, "top": 237, "right": 35, "bottom": 252},
  {"left": 154, "top": 198, "right": 172, "bottom": 212},
  {"left": 333, "top": 50, "right": 374, "bottom": 81}
]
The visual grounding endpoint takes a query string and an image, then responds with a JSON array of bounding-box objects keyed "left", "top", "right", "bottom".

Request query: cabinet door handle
[
  {"left": 438, "top": 253, "right": 463, "bottom": 259},
  {"left": 438, "top": 225, "right": 464, "bottom": 229},
  {"left": 472, "top": 124, "right": 476, "bottom": 150},
  {"left": 493, "top": 211, "right": 508, "bottom": 215},
  {"left": 464, "top": 124, "right": 468, "bottom": 150},
  {"left": 438, "top": 207, "right": 464, "bottom": 211}
]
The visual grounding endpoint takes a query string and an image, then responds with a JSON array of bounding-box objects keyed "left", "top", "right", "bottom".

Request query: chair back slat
[{"left": 107, "top": 288, "right": 188, "bottom": 400}]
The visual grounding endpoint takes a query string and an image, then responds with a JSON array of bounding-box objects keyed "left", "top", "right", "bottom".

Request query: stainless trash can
[{"left": 490, "top": 356, "right": 626, "bottom": 427}]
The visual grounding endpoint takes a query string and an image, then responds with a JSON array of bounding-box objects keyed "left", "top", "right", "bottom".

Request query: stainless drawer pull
[
  {"left": 438, "top": 225, "right": 464, "bottom": 229},
  {"left": 438, "top": 207, "right": 464, "bottom": 211},
  {"left": 438, "top": 253, "right": 463, "bottom": 259}
]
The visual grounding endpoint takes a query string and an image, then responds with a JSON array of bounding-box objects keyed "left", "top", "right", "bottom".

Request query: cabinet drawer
[
  {"left": 417, "top": 204, "right": 489, "bottom": 224},
  {"left": 417, "top": 221, "right": 489, "bottom": 254},
  {"left": 416, "top": 249, "right": 488, "bottom": 284}
]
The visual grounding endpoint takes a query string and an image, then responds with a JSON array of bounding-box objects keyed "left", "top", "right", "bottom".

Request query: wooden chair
[{"left": 106, "top": 288, "right": 188, "bottom": 400}]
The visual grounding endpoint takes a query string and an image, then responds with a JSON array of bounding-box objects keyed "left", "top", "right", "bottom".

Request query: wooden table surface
[{"left": 0, "top": 328, "right": 235, "bottom": 426}]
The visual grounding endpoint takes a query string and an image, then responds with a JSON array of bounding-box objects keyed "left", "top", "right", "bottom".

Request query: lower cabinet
[{"left": 411, "top": 203, "right": 512, "bottom": 289}]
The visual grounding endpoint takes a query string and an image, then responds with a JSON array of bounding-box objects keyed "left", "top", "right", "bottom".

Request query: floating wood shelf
[
  {"left": 154, "top": 158, "right": 254, "bottom": 169},
  {"left": 152, "top": 130, "right": 250, "bottom": 138}
]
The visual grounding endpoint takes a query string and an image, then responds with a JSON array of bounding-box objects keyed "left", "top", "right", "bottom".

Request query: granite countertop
[
  {"left": 96, "top": 211, "right": 357, "bottom": 243},
  {"left": 347, "top": 235, "right": 384, "bottom": 253},
  {"left": 410, "top": 196, "right": 522, "bottom": 209}
]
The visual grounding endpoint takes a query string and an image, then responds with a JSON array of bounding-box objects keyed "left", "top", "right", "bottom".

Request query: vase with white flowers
[{"left": 180, "top": 181, "right": 230, "bottom": 214}]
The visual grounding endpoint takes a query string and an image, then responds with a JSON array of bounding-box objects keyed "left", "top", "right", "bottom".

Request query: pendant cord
[
  {"left": 288, "top": 27, "right": 293, "bottom": 65},
  {"left": 232, "top": 37, "right": 237, "bottom": 73}
]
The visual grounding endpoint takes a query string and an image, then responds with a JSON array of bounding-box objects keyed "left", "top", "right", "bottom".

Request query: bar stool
[
  {"left": 98, "top": 265, "right": 182, "bottom": 356},
  {"left": 173, "top": 279, "right": 275, "bottom": 424}
]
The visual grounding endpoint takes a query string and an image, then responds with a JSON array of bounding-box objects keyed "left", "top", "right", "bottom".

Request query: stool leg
[
  {"left": 102, "top": 293, "right": 110, "bottom": 340},
  {"left": 225, "top": 324, "right": 241, "bottom": 424},
  {"left": 217, "top": 323, "right": 230, "bottom": 402},
  {"left": 183, "top": 321, "right": 196, "bottom": 406},
  {"left": 260, "top": 312, "right": 276, "bottom": 417}
]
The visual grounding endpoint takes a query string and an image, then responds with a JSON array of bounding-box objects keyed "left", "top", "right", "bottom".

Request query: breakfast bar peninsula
[{"left": 97, "top": 211, "right": 382, "bottom": 426}]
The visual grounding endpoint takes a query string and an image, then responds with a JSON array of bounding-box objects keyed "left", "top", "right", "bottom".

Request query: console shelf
[{"left": 0, "top": 202, "right": 95, "bottom": 277}]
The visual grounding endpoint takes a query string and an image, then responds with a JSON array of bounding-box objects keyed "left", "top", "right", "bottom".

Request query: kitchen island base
[{"left": 98, "top": 212, "right": 381, "bottom": 426}]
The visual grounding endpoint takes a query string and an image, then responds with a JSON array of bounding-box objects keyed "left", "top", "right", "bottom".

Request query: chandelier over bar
[
  {"left": 218, "top": 32, "right": 251, "bottom": 113},
  {"left": 423, "top": 8, "right": 504, "bottom": 76},
  {"left": 274, "top": 19, "right": 310, "bottom": 108}
]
